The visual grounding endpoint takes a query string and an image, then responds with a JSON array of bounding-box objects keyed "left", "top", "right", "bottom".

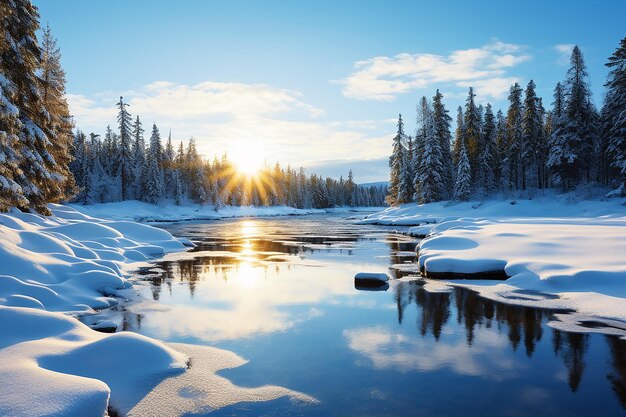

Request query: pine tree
[
  {"left": 477, "top": 103, "right": 496, "bottom": 195},
  {"left": 387, "top": 114, "right": 406, "bottom": 206},
  {"left": 454, "top": 139, "right": 471, "bottom": 201},
  {"left": 562, "top": 46, "right": 597, "bottom": 186},
  {"left": 506, "top": 83, "right": 524, "bottom": 190},
  {"left": 39, "top": 24, "right": 76, "bottom": 202},
  {"left": 602, "top": 37, "right": 626, "bottom": 193},
  {"left": 521, "top": 80, "right": 542, "bottom": 189},
  {"left": 4, "top": 0, "right": 61, "bottom": 214},
  {"left": 131, "top": 115, "right": 145, "bottom": 199},
  {"left": 163, "top": 131, "right": 176, "bottom": 197},
  {"left": 464, "top": 87, "right": 481, "bottom": 180},
  {"left": 453, "top": 106, "right": 464, "bottom": 166},
  {"left": 142, "top": 124, "right": 164, "bottom": 203},
  {"left": 547, "top": 82, "right": 575, "bottom": 188},
  {"left": 432, "top": 90, "right": 453, "bottom": 197},
  {"left": 494, "top": 110, "right": 507, "bottom": 189},
  {"left": 116, "top": 96, "right": 133, "bottom": 200},
  {"left": 414, "top": 97, "right": 443, "bottom": 203}
]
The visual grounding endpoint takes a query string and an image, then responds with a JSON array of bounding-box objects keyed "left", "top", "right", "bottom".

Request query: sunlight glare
[{"left": 230, "top": 142, "right": 265, "bottom": 176}]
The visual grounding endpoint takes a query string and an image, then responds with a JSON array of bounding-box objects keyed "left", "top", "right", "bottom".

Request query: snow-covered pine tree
[
  {"left": 142, "top": 123, "right": 164, "bottom": 204},
  {"left": 602, "top": 37, "right": 626, "bottom": 194},
  {"left": 546, "top": 82, "right": 574, "bottom": 188},
  {"left": 39, "top": 24, "right": 76, "bottom": 202},
  {"left": 432, "top": 90, "right": 453, "bottom": 197},
  {"left": 453, "top": 138, "right": 471, "bottom": 201},
  {"left": 463, "top": 87, "right": 481, "bottom": 181},
  {"left": 346, "top": 169, "right": 356, "bottom": 206},
  {"left": 560, "top": 46, "right": 598, "bottom": 187},
  {"left": 3, "top": 0, "right": 59, "bottom": 214},
  {"left": 71, "top": 130, "right": 91, "bottom": 203},
  {"left": 131, "top": 115, "right": 145, "bottom": 199},
  {"left": 88, "top": 151, "right": 108, "bottom": 204},
  {"left": 494, "top": 109, "right": 507, "bottom": 189},
  {"left": 0, "top": 68, "right": 27, "bottom": 210},
  {"left": 387, "top": 114, "right": 406, "bottom": 206},
  {"left": 116, "top": 96, "right": 133, "bottom": 200},
  {"left": 453, "top": 106, "right": 464, "bottom": 167},
  {"left": 163, "top": 130, "right": 177, "bottom": 198},
  {"left": 477, "top": 103, "right": 496, "bottom": 195},
  {"left": 506, "top": 83, "right": 523, "bottom": 190},
  {"left": 414, "top": 97, "right": 443, "bottom": 203},
  {"left": 521, "top": 80, "right": 542, "bottom": 190}
]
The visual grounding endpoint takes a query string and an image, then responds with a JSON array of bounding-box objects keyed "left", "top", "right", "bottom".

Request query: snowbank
[
  {"left": 69, "top": 200, "right": 384, "bottom": 222},
  {"left": 362, "top": 196, "right": 626, "bottom": 337},
  {"left": 0, "top": 204, "right": 315, "bottom": 416},
  {"left": 358, "top": 194, "right": 626, "bottom": 226}
]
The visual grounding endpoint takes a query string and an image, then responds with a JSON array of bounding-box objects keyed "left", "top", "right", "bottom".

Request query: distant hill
[{"left": 359, "top": 181, "right": 388, "bottom": 188}]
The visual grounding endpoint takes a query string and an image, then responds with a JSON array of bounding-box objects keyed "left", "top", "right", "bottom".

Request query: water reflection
[{"left": 123, "top": 215, "right": 625, "bottom": 415}]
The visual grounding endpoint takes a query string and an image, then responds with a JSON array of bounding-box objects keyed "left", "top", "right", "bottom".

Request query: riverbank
[
  {"left": 360, "top": 195, "right": 626, "bottom": 338},
  {"left": 69, "top": 201, "right": 385, "bottom": 223},
  {"left": 0, "top": 204, "right": 314, "bottom": 416}
]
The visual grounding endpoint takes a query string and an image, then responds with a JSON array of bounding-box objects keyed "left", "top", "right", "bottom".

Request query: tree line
[
  {"left": 70, "top": 101, "right": 387, "bottom": 209},
  {"left": 387, "top": 40, "right": 626, "bottom": 205}
]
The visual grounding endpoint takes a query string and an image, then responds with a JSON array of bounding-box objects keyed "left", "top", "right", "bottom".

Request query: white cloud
[
  {"left": 554, "top": 44, "right": 575, "bottom": 65},
  {"left": 67, "top": 81, "right": 394, "bottom": 178},
  {"left": 338, "top": 40, "right": 531, "bottom": 101}
]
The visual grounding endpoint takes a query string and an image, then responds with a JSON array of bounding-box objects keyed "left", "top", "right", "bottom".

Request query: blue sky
[{"left": 35, "top": 0, "right": 626, "bottom": 182}]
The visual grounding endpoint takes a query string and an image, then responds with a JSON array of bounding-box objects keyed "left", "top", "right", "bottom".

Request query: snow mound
[
  {"left": 0, "top": 306, "right": 187, "bottom": 417},
  {"left": 0, "top": 204, "right": 187, "bottom": 311}
]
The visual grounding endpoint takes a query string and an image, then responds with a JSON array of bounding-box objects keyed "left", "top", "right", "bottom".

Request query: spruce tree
[
  {"left": 454, "top": 139, "right": 471, "bottom": 201},
  {"left": 415, "top": 97, "right": 443, "bottom": 203},
  {"left": 506, "top": 83, "right": 523, "bottom": 190},
  {"left": 562, "top": 46, "right": 597, "bottom": 186},
  {"left": 432, "top": 90, "right": 453, "bottom": 197},
  {"left": 464, "top": 87, "right": 481, "bottom": 180},
  {"left": 116, "top": 96, "right": 133, "bottom": 200},
  {"left": 39, "top": 24, "right": 76, "bottom": 202},
  {"left": 131, "top": 115, "right": 145, "bottom": 198},
  {"left": 521, "top": 80, "right": 542, "bottom": 189},
  {"left": 142, "top": 124, "right": 164, "bottom": 204},
  {"left": 547, "top": 82, "right": 575, "bottom": 188},
  {"left": 494, "top": 110, "right": 507, "bottom": 189},
  {"left": 387, "top": 114, "right": 406, "bottom": 206},
  {"left": 453, "top": 106, "right": 464, "bottom": 166},
  {"left": 602, "top": 37, "right": 626, "bottom": 193},
  {"left": 477, "top": 103, "right": 496, "bottom": 195}
]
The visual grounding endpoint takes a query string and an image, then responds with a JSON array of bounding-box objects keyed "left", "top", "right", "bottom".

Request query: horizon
[{"left": 34, "top": 0, "right": 626, "bottom": 182}]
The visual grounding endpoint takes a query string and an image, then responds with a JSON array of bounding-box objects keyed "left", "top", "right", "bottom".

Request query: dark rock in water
[
  {"left": 355, "top": 282, "right": 390, "bottom": 291},
  {"left": 421, "top": 266, "right": 508, "bottom": 280},
  {"left": 92, "top": 325, "right": 117, "bottom": 333},
  {"left": 354, "top": 272, "right": 390, "bottom": 287}
]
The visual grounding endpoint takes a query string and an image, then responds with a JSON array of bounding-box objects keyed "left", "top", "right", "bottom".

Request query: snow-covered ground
[
  {"left": 70, "top": 200, "right": 384, "bottom": 223},
  {"left": 0, "top": 204, "right": 315, "bottom": 416},
  {"left": 360, "top": 195, "right": 626, "bottom": 338}
]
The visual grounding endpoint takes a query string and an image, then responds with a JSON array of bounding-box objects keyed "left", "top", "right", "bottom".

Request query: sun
[{"left": 230, "top": 142, "right": 265, "bottom": 176}]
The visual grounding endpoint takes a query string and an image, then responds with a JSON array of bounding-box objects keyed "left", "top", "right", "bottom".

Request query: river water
[{"left": 122, "top": 213, "right": 625, "bottom": 416}]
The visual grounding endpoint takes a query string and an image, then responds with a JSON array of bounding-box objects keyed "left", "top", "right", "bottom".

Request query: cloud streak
[{"left": 338, "top": 40, "right": 531, "bottom": 101}]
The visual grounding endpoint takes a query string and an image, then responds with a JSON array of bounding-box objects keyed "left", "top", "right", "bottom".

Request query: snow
[
  {"left": 69, "top": 200, "right": 384, "bottom": 223},
  {"left": 0, "top": 204, "right": 316, "bottom": 416},
  {"left": 361, "top": 195, "right": 626, "bottom": 337}
]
